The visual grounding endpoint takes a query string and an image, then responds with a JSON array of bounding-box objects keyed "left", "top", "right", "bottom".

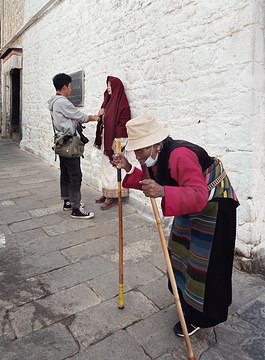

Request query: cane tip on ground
[{"left": 118, "top": 305, "right": 125, "bottom": 310}]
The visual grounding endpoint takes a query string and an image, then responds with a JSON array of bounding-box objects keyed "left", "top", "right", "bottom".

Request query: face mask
[{"left": 145, "top": 146, "right": 159, "bottom": 167}]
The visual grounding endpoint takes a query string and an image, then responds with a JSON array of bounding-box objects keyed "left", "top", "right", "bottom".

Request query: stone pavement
[{"left": 0, "top": 138, "right": 264, "bottom": 360}]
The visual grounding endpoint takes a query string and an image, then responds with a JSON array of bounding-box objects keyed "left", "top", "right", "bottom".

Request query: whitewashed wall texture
[{"left": 19, "top": 0, "right": 265, "bottom": 273}]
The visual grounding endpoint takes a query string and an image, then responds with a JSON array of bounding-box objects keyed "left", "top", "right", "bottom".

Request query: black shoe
[
  {"left": 71, "top": 206, "right": 94, "bottom": 219},
  {"left": 63, "top": 200, "right": 71, "bottom": 211},
  {"left": 173, "top": 321, "right": 200, "bottom": 337}
]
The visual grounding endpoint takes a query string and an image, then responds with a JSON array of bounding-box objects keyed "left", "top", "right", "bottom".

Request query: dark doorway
[{"left": 10, "top": 69, "right": 21, "bottom": 142}]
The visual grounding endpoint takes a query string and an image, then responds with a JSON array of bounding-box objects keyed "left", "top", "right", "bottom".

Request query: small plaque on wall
[{"left": 68, "top": 70, "right": 84, "bottom": 107}]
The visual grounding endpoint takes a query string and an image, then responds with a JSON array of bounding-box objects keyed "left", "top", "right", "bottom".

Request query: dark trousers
[{"left": 59, "top": 156, "right": 82, "bottom": 209}]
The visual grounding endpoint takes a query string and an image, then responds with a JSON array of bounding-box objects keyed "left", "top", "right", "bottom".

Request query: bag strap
[
  {"left": 49, "top": 96, "right": 61, "bottom": 142},
  {"left": 49, "top": 96, "right": 78, "bottom": 160},
  {"left": 50, "top": 102, "right": 77, "bottom": 141},
  {"left": 50, "top": 113, "right": 58, "bottom": 143},
  {"left": 49, "top": 97, "right": 62, "bottom": 161}
]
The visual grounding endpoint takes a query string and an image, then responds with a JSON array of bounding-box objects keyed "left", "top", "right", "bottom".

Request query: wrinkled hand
[
  {"left": 139, "top": 179, "right": 165, "bottom": 198},
  {"left": 112, "top": 154, "right": 131, "bottom": 172},
  {"left": 98, "top": 108, "right": 105, "bottom": 116}
]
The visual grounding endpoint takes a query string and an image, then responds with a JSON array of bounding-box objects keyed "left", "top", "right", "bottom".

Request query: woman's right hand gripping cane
[{"left": 113, "top": 154, "right": 132, "bottom": 173}]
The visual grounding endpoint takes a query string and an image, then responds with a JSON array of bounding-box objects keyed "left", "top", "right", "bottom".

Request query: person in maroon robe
[{"left": 94, "top": 76, "right": 131, "bottom": 210}]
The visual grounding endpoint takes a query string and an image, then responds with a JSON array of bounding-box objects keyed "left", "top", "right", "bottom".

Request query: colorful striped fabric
[
  {"left": 204, "top": 157, "right": 238, "bottom": 201},
  {"left": 168, "top": 158, "right": 237, "bottom": 312}
]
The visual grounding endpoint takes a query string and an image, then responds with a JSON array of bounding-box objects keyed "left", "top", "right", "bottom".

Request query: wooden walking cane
[
  {"left": 116, "top": 139, "right": 124, "bottom": 309},
  {"left": 141, "top": 163, "right": 196, "bottom": 360}
]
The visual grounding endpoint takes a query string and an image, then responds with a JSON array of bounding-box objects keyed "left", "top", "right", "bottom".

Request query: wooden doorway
[{"left": 10, "top": 68, "right": 21, "bottom": 142}]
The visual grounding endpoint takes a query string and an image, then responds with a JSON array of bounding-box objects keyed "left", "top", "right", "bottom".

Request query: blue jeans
[{"left": 59, "top": 156, "right": 82, "bottom": 208}]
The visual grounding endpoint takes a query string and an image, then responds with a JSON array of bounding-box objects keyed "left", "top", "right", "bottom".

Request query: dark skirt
[{"left": 168, "top": 198, "right": 238, "bottom": 328}]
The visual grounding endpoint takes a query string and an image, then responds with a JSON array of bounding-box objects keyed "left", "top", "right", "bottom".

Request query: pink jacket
[{"left": 123, "top": 147, "right": 208, "bottom": 216}]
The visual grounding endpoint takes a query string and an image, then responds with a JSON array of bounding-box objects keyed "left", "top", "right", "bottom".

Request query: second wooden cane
[{"left": 141, "top": 163, "right": 196, "bottom": 360}]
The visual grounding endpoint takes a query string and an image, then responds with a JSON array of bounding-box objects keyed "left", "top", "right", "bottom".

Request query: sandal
[
  {"left": 100, "top": 198, "right": 115, "bottom": 210},
  {"left": 95, "top": 196, "right": 106, "bottom": 204}
]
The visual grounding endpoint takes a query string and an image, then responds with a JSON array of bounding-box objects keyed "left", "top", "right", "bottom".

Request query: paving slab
[
  {"left": 171, "top": 328, "right": 216, "bottom": 360},
  {"left": 127, "top": 304, "right": 178, "bottom": 358},
  {"left": 0, "top": 190, "right": 32, "bottom": 202},
  {"left": 147, "top": 250, "right": 168, "bottom": 273},
  {"left": 77, "top": 219, "right": 120, "bottom": 240},
  {"left": 0, "top": 309, "right": 16, "bottom": 344},
  {"left": 0, "top": 224, "right": 12, "bottom": 236},
  {"left": 14, "top": 199, "right": 47, "bottom": 213},
  {"left": 13, "top": 230, "right": 88, "bottom": 257},
  {"left": 88, "top": 257, "right": 163, "bottom": 301},
  {"left": 69, "top": 329, "right": 151, "bottom": 360},
  {"left": 37, "top": 256, "right": 117, "bottom": 293},
  {"left": 230, "top": 270, "right": 265, "bottom": 315},
  {"left": 42, "top": 217, "right": 95, "bottom": 236},
  {"left": 4, "top": 170, "right": 42, "bottom": 178},
  {"left": 0, "top": 323, "right": 79, "bottom": 360},
  {"left": 120, "top": 220, "right": 161, "bottom": 245},
  {"left": 89, "top": 260, "right": 164, "bottom": 302},
  {"left": 69, "top": 290, "right": 157, "bottom": 349},
  {"left": 61, "top": 234, "right": 118, "bottom": 263},
  {"left": 27, "top": 204, "right": 63, "bottom": 217},
  {"left": 0, "top": 200, "right": 16, "bottom": 206},
  {"left": 123, "top": 260, "right": 164, "bottom": 289},
  {"left": 8, "top": 214, "right": 63, "bottom": 233},
  {"left": 0, "top": 278, "right": 45, "bottom": 309},
  {"left": 239, "top": 292, "right": 265, "bottom": 332},
  {"left": 76, "top": 214, "right": 154, "bottom": 241},
  {"left": 100, "top": 237, "right": 162, "bottom": 265},
  {"left": 156, "top": 355, "right": 178, "bottom": 360},
  {"left": 1, "top": 247, "right": 69, "bottom": 278},
  {"left": 127, "top": 304, "right": 215, "bottom": 359},
  {"left": 0, "top": 210, "right": 31, "bottom": 226},
  {"left": 9, "top": 284, "right": 100, "bottom": 338},
  {"left": 89, "top": 269, "right": 130, "bottom": 301},
  {"left": 139, "top": 275, "right": 175, "bottom": 309},
  {"left": 4, "top": 228, "right": 49, "bottom": 246},
  {"left": 27, "top": 185, "right": 59, "bottom": 201},
  {"left": 200, "top": 314, "right": 265, "bottom": 360},
  {"left": 0, "top": 182, "right": 53, "bottom": 196},
  {"left": 18, "top": 178, "right": 57, "bottom": 186}
]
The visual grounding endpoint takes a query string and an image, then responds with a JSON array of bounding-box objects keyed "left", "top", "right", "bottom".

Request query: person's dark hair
[{"left": 53, "top": 73, "right": 72, "bottom": 91}]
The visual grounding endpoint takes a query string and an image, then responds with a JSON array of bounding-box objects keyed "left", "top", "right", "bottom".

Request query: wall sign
[{"left": 68, "top": 70, "right": 84, "bottom": 107}]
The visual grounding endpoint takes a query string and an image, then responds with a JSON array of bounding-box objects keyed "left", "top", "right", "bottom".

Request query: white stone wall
[
  {"left": 23, "top": 0, "right": 48, "bottom": 24},
  {"left": 19, "top": 0, "right": 265, "bottom": 272},
  {"left": 1, "top": 0, "right": 24, "bottom": 45},
  {"left": 250, "top": 0, "right": 265, "bottom": 272}
]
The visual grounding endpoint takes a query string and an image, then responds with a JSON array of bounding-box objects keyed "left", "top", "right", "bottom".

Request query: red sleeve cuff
[{"left": 122, "top": 167, "right": 143, "bottom": 190}]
